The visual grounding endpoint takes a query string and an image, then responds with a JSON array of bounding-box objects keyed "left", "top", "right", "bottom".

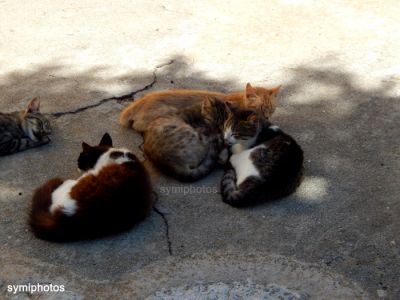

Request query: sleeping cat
[
  {"left": 220, "top": 106, "right": 304, "bottom": 207},
  {"left": 29, "top": 133, "right": 153, "bottom": 241},
  {"left": 119, "top": 83, "right": 280, "bottom": 132},
  {"left": 143, "top": 97, "right": 228, "bottom": 181},
  {"left": 0, "top": 97, "right": 51, "bottom": 156}
]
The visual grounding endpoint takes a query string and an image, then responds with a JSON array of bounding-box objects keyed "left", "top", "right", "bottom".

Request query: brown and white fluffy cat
[
  {"left": 119, "top": 83, "right": 280, "bottom": 132},
  {"left": 0, "top": 97, "right": 51, "bottom": 156},
  {"left": 220, "top": 106, "right": 304, "bottom": 207},
  {"left": 29, "top": 133, "right": 153, "bottom": 241},
  {"left": 143, "top": 97, "right": 227, "bottom": 181}
]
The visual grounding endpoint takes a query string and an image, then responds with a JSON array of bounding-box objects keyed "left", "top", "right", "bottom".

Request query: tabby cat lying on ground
[
  {"left": 29, "top": 133, "right": 153, "bottom": 241},
  {"left": 0, "top": 97, "right": 51, "bottom": 156},
  {"left": 220, "top": 105, "right": 304, "bottom": 207},
  {"left": 143, "top": 97, "right": 228, "bottom": 181},
  {"left": 119, "top": 83, "right": 280, "bottom": 132}
]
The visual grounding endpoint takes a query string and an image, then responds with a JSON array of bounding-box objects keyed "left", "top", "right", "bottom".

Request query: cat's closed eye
[{"left": 126, "top": 152, "right": 136, "bottom": 161}]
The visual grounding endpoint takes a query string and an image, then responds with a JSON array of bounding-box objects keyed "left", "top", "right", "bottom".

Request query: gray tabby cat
[
  {"left": 143, "top": 97, "right": 227, "bottom": 181},
  {"left": 0, "top": 97, "right": 51, "bottom": 156},
  {"left": 220, "top": 104, "right": 304, "bottom": 207}
]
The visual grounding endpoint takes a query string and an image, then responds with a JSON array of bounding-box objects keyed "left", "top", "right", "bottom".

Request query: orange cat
[{"left": 119, "top": 83, "right": 281, "bottom": 132}]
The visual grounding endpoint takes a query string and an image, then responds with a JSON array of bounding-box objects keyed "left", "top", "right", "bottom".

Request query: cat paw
[
  {"left": 223, "top": 169, "right": 236, "bottom": 179},
  {"left": 218, "top": 148, "right": 229, "bottom": 165},
  {"left": 40, "top": 136, "right": 51, "bottom": 144}
]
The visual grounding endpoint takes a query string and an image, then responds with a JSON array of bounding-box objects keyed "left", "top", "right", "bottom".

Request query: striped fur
[
  {"left": 0, "top": 97, "right": 51, "bottom": 156},
  {"left": 146, "top": 131, "right": 222, "bottom": 182},
  {"left": 143, "top": 97, "right": 226, "bottom": 182},
  {"left": 221, "top": 168, "right": 264, "bottom": 206}
]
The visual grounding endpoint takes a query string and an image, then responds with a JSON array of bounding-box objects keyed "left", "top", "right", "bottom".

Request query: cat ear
[
  {"left": 26, "top": 97, "right": 40, "bottom": 113},
  {"left": 82, "top": 142, "right": 92, "bottom": 152},
  {"left": 99, "top": 133, "right": 112, "bottom": 147},
  {"left": 248, "top": 110, "right": 267, "bottom": 125},
  {"left": 224, "top": 101, "right": 235, "bottom": 114},
  {"left": 202, "top": 96, "right": 214, "bottom": 107},
  {"left": 201, "top": 97, "right": 215, "bottom": 116},
  {"left": 259, "top": 101, "right": 272, "bottom": 119},
  {"left": 247, "top": 113, "right": 258, "bottom": 122},
  {"left": 270, "top": 85, "right": 281, "bottom": 96},
  {"left": 245, "top": 83, "right": 257, "bottom": 98}
]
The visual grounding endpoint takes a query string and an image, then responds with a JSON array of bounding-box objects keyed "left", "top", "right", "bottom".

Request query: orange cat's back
[
  {"left": 119, "top": 83, "right": 280, "bottom": 132},
  {"left": 119, "top": 89, "right": 231, "bottom": 132}
]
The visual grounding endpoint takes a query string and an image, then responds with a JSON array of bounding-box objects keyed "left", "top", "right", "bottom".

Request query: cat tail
[
  {"left": 221, "top": 167, "right": 262, "bottom": 207},
  {"left": 29, "top": 211, "right": 62, "bottom": 240},
  {"left": 175, "top": 136, "right": 221, "bottom": 182},
  {"left": 281, "top": 164, "right": 305, "bottom": 197},
  {"left": 29, "top": 178, "right": 66, "bottom": 241}
]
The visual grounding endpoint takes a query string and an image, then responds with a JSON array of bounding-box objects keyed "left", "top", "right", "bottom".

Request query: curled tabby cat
[
  {"left": 143, "top": 97, "right": 228, "bottom": 181},
  {"left": 0, "top": 97, "right": 51, "bottom": 156}
]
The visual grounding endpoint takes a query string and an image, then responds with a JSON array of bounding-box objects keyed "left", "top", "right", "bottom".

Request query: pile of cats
[
  {"left": 120, "top": 83, "right": 304, "bottom": 207},
  {"left": 1, "top": 83, "right": 303, "bottom": 241}
]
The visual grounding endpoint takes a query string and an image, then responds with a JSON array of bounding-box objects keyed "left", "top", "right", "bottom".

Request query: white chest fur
[{"left": 229, "top": 145, "right": 264, "bottom": 186}]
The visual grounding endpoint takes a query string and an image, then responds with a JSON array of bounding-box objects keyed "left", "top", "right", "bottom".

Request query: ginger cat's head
[{"left": 244, "top": 83, "right": 281, "bottom": 118}]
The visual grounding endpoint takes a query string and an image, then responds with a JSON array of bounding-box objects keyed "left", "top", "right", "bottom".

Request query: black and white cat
[
  {"left": 220, "top": 105, "right": 304, "bottom": 207},
  {"left": 29, "top": 133, "right": 153, "bottom": 241}
]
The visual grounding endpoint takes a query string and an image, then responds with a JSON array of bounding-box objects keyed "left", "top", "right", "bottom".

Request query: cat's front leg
[
  {"left": 218, "top": 148, "right": 229, "bottom": 165},
  {"left": 20, "top": 136, "right": 50, "bottom": 151},
  {"left": 220, "top": 165, "right": 237, "bottom": 199},
  {"left": 39, "top": 135, "right": 51, "bottom": 145}
]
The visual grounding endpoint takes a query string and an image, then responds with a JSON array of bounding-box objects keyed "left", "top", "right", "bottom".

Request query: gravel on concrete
[{"left": 0, "top": 1, "right": 399, "bottom": 299}]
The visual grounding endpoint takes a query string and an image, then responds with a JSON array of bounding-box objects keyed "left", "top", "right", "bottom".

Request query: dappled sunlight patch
[
  {"left": 98, "top": 81, "right": 138, "bottom": 95},
  {"left": 296, "top": 176, "right": 329, "bottom": 202},
  {"left": 286, "top": 82, "right": 343, "bottom": 105},
  {"left": 281, "top": 0, "right": 314, "bottom": 6},
  {"left": 0, "top": 184, "right": 22, "bottom": 202},
  {"left": 326, "top": 100, "right": 357, "bottom": 117}
]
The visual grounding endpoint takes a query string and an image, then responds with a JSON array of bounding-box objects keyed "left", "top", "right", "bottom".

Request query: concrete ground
[{"left": 0, "top": 1, "right": 399, "bottom": 299}]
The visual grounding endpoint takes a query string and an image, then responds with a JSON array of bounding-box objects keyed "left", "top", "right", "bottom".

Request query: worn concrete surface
[{"left": 0, "top": 1, "right": 399, "bottom": 299}]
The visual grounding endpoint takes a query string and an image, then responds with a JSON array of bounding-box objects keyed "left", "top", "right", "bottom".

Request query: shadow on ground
[{"left": 0, "top": 55, "right": 399, "bottom": 298}]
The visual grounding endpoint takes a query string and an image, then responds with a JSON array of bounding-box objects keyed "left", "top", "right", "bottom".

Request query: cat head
[
  {"left": 244, "top": 83, "right": 281, "bottom": 118},
  {"left": 201, "top": 96, "right": 231, "bottom": 130},
  {"left": 78, "top": 133, "right": 139, "bottom": 172},
  {"left": 22, "top": 97, "right": 52, "bottom": 141},
  {"left": 222, "top": 104, "right": 270, "bottom": 148},
  {"left": 78, "top": 133, "right": 113, "bottom": 171}
]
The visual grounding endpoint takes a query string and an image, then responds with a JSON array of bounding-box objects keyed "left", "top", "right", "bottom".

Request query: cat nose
[
  {"left": 224, "top": 139, "right": 233, "bottom": 146},
  {"left": 126, "top": 152, "right": 136, "bottom": 161}
]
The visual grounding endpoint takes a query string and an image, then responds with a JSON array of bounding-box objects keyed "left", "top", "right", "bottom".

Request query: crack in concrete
[
  {"left": 153, "top": 205, "right": 172, "bottom": 255},
  {"left": 50, "top": 60, "right": 175, "bottom": 117},
  {"left": 46, "top": 60, "right": 176, "bottom": 255}
]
